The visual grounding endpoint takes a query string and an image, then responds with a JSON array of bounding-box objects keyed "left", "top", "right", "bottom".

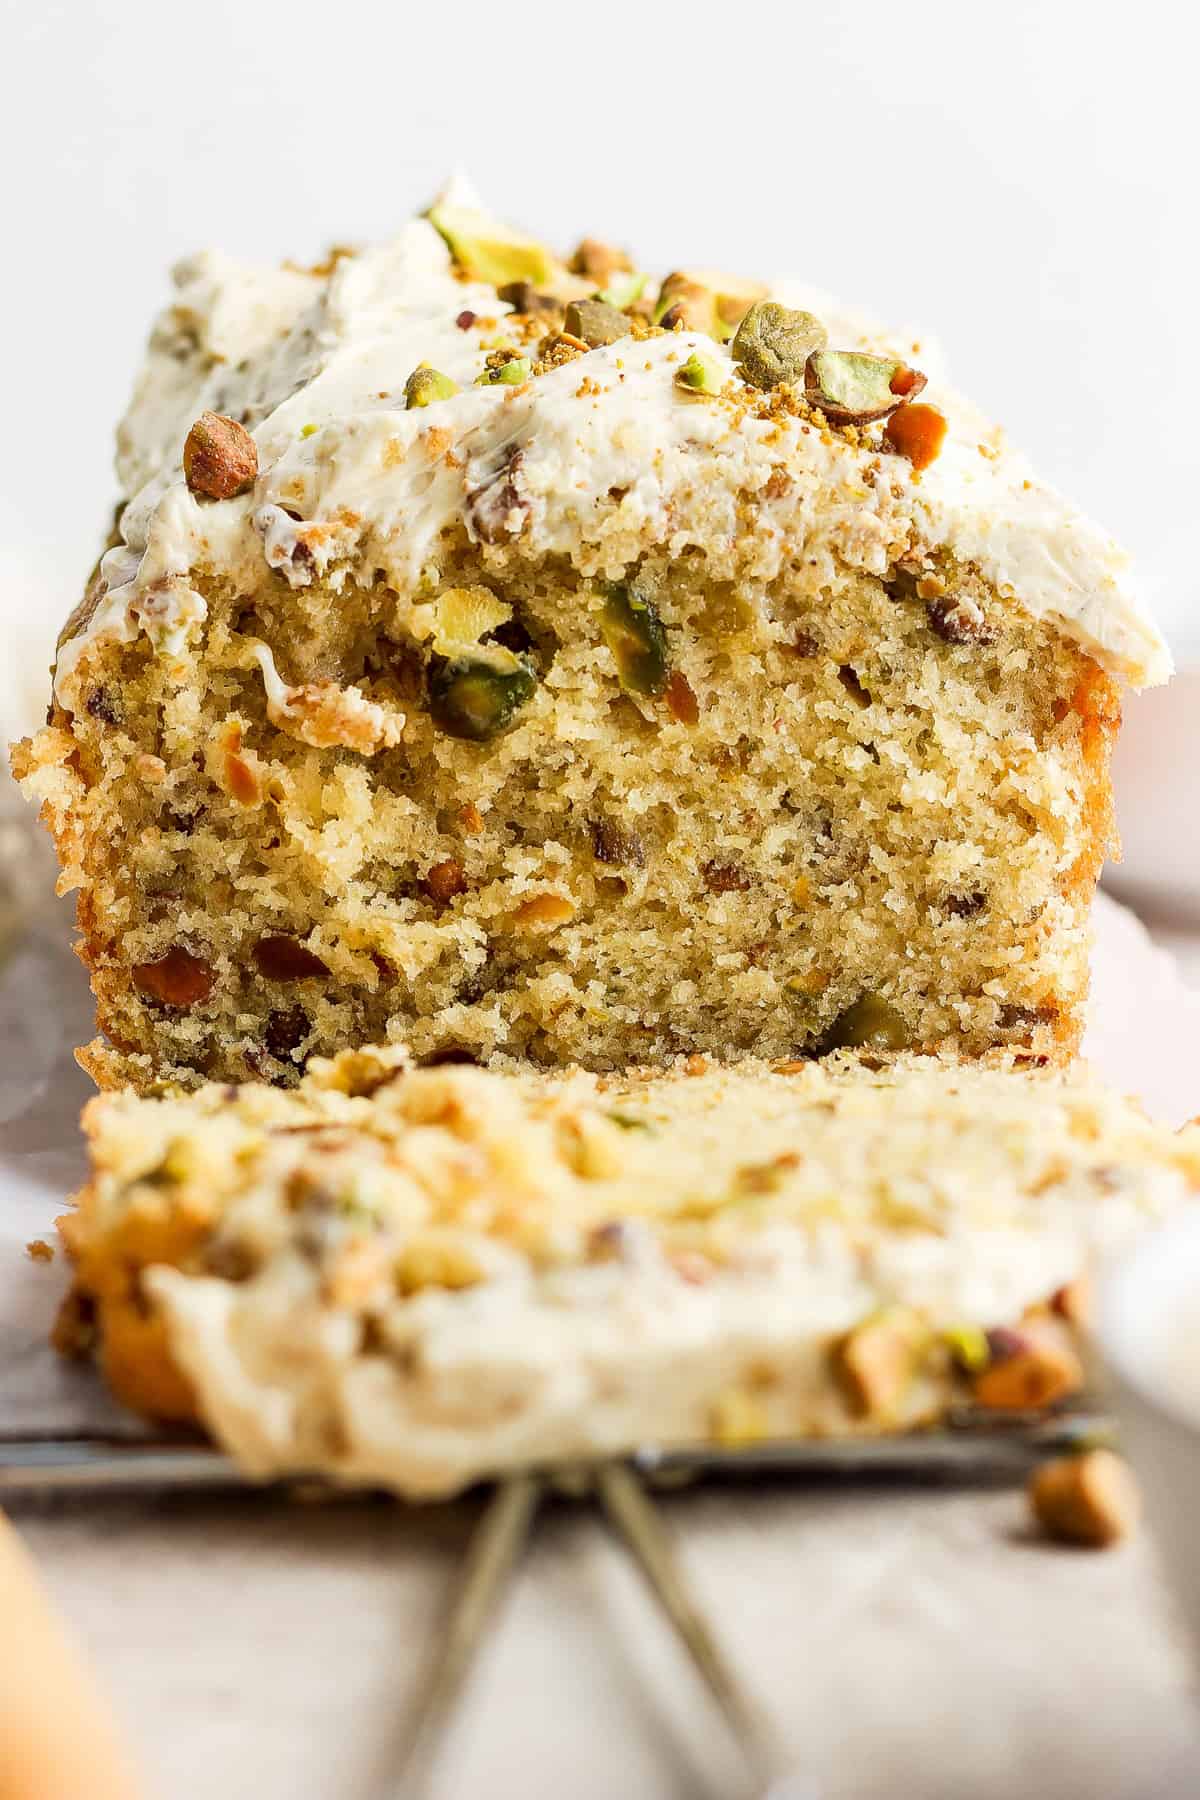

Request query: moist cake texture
[
  {"left": 56, "top": 1047, "right": 1200, "bottom": 1497},
  {"left": 14, "top": 182, "right": 1169, "bottom": 1088}
]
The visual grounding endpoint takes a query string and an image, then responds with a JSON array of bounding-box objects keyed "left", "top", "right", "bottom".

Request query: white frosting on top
[
  {"left": 56, "top": 198, "right": 1172, "bottom": 695},
  {"left": 153, "top": 1162, "right": 1183, "bottom": 1497}
]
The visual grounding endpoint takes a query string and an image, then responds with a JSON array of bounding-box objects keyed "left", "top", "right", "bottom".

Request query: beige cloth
[{"left": 3, "top": 887, "right": 1200, "bottom": 1798}]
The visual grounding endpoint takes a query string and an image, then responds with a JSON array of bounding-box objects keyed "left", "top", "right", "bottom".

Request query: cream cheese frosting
[
  {"left": 62, "top": 1050, "right": 1200, "bottom": 1497},
  {"left": 55, "top": 193, "right": 1171, "bottom": 697}
]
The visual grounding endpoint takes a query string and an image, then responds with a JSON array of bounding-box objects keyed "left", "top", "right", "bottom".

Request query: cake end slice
[{"left": 55, "top": 1048, "right": 1200, "bottom": 1498}]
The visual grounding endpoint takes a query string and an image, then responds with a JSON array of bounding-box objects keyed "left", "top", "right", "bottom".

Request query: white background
[{"left": 2, "top": 0, "right": 1197, "bottom": 699}]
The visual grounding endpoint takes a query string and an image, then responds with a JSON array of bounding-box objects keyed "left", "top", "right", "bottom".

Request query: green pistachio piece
[
  {"left": 675, "top": 349, "right": 726, "bottom": 396},
  {"left": 654, "top": 273, "right": 719, "bottom": 335},
  {"left": 607, "top": 1111, "right": 653, "bottom": 1132},
  {"left": 700, "top": 272, "right": 769, "bottom": 333},
  {"left": 429, "top": 585, "right": 512, "bottom": 653},
  {"left": 731, "top": 302, "right": 828, "bottom": 390},
  {"left": 563, "top": 298, "right": 631, "bottom": 348},
  {"left": 426, "top": 203, "right": 557, "bottom": 288},
  {"left": 569, "top": 238, "right": 634, "bottom": 283},
  {"left": 943, "top": 1323, "right": 990, "bottom": 1374},
  {"left": 835, "top": 1307, "right": 925, "bottom": 1418},
  {"left": 404, "top": 365, "right": 458, "bottom": 409},
  {"left": 600, "top": 585, "right": 669, "bottom": 697},
  {"left": 496, "top": 280, "right": 561, "bottom": 318},
  {"left": 595, "top": 272, "right": 647, "bottom": 310},
  {"left": 820, "top": 993, "right": 909, "bottom": 1052},
  {"left": 428, "top": 647, "right": 538, "bottom": 742},
  {"left": 804, "top": 350, "right": 926, "bottom": 425},
  {"left": 653, "top": 271, "right": 765, "bottom": 343},
  {"left": 475, "top": 355, "right": 532, "bottom": 387}
]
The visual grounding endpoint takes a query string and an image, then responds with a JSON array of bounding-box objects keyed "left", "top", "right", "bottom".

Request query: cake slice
[
  {"left": 55, "top": 1048, "right": 1200, "bottom": 1498},
  {"left": 14, "top": 186, "right": 1169, "bottom": 1088}
]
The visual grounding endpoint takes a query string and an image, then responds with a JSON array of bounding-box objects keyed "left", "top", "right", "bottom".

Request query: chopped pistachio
[
  {"left": 569, "top": 237, "right": 634, "bottom": 283},
  {"left": 1029, "top": 1450, "right": 1140, "bottom": 1549},
  {"left": 654, "top": 271, "right": 763, "bottom": 342},
  {"left": 595, "top": 271, "right": 647, "bottom": 310},
  {"left": 607, "top": 1111, "right": 653, "bottom": 1132},
  {"left": 820, "top": 993, "right": 908, "bottom": 1052},
  {"left": 496, "top": 280, "right": 561, "bottom": 317},
  {"left": 426, "top": 202, "right": 557, "bottom": 287},
  {"left": 804, "top": 350, "right": 927, "bottom": 425},
  {"left": 689, "top": 269, "right": 769, "bottom": 334},
  {"left": 973, "top": 1331, "right": 1083, "bottom": 1411},
  {"left": 563, "top": 298, "right": 631, "bottom": 348},
  {"left": 428, "top": 647, "right": 538, "bottom": 742},
  {"left": 404, "top": 365, "right": 458, "bottom": 409},
  {"left": 654, "top": 273, "right": 718, "bottom": 335},
  {"left": 944, "top": 1322, "right": 990, "bottom": 1374},
  {"left": 710, "top": 1388, "right": 770, "bottom": 1446},
  {"left": 475, "top": 355, "right": 532, "bottom": 387},
  {"left": 600, "top": 584, "right": 669, "bottom": 696},
  {"left": 731, "top": 302, "right": 828, "bottom": 390},
  {"left": 675, "top": 349, "right": 726, "bottom": 396},
  {"left": 429, "top": 585, "right": 512, "bottom": 653},
  {"left": 835, "top": 1308, "right": 925, "bottom": 1419}
]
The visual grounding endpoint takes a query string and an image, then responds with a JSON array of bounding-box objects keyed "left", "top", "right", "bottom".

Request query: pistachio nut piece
[
  {"left": 731, "top": 302, "right": 828, "bottom": 390},
  {"left": 943, "top": 1322, "right": 990, "bottom": 1374},
  {"left": 805, "top": 350, "right": 927, "bottom": 425},
  {"left": 600, "top": 584, "right": 669, "bottom": 696},
  {"left": 569, "top": 238, "right": 634, "bottom": 283},
  {"left": 674, "top": 349, "right": 726, "bottom": 396},
  {"left": 563, "top": 298, "right": 631, "bottom": 348},
  {"left": 820, "top": 993, "right": 909, "bottom": 1052},
  {"left": 426, "top": 203, "right": 558, "bottom": 288},
  {"left": 475, "top": 354, "right": 532, "bottom": 387},
  {"left": 428, "top": 647, "right": 538, "bottom": 742},
  {"left": 835, "top": 1308, "right": 926, "bottom": 1419},
  {"left": 594, "top": 271, "right": 647, "bottom": 310},
  {"left": 654, "top": 272, "right": 722, "bottom": 335},
  {"left": 496, "top": 280, "right": 561, "bottom": 318},
  {"left": 404, "top": 366, "right": 458, "bottom": 409},
  {"left": 685, "top": 268, "right": 768, "bottom": 334}
]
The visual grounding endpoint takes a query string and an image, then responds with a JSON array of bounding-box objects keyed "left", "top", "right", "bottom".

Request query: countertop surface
[{"left": 3, "top": 886, "right": 1200, "bottom": 1800}]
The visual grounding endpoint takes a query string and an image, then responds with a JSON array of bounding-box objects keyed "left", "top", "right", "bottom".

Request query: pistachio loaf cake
[
  {"left": 14, "top": 182, "right": 1169, "bottom": 1088},
  {"left": 55, "top": 1048, "right": 1200, "bottom": 1497}
]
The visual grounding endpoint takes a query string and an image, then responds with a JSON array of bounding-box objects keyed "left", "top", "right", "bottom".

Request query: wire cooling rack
[{"left": 0, "top": 1412, "right": 1107, "bottom": 1799}]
